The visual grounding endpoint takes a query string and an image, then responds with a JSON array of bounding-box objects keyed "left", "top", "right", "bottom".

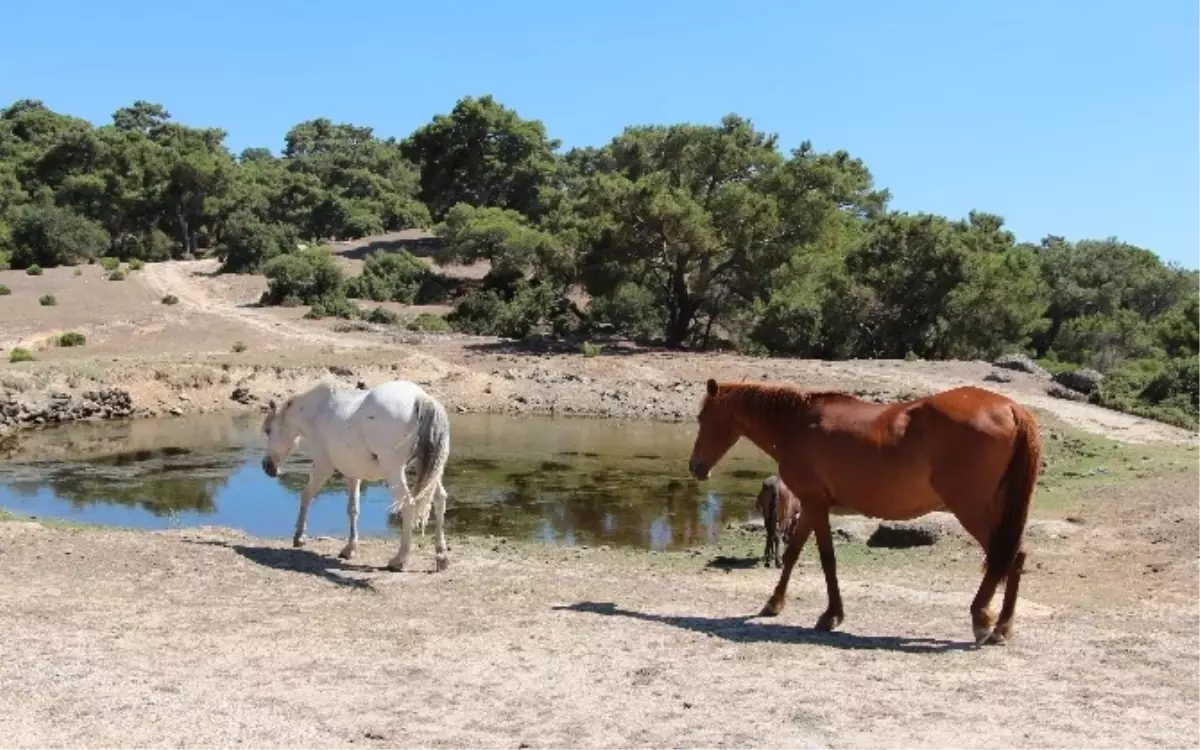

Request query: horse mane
[{"left": 709, "top": 381, "right": 856, "bottom": 415}]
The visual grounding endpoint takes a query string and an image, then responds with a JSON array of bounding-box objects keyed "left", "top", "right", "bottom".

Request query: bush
[
  {"left": 56, "top": 331, "right": 86, "bottom": 347},
  {"left": 304, "top": 295, "right": 361, "bottom": 320},
  {"left": 231, "top": 340, "right": 247, "bottom": 353},
  {"left": 588, "top": 282, "right": 662, "bottom": 340},
  {"left": 128, "top": 258, "right": 145, "bottom": 271},
  {"left": 344, "top": 251, "right": 430, "bottom": 304},
  {"left": 73, "top": 268, "right": 82, "bottom": 276},
  {"left": 26, "top": 265, "right": 42, "bottom": 276},
  {"left": 261, "top": 247, "right": 345, "bottom": 306},
  {"left": 0, "top": 284, "right": 9, "bottom": 296},
  {"left": 38, "top": 294, "right": 56, "bottom": 306},
  {"left": 9, "top": 204, "right": 110, "bottom": 269},
  {"left": 112, "top": 229, "right": 175, "bottom": 262},
  {"left": 219, "top": 213, "right": 300, "bottom": 274},
  {"left": 408, "top": 313, "right": 450, "bottom": 333},
  {"left": 99, "top": 257, "right": 120, "bottom": 272},
  {"left": 581, "top": 341, "right": 601, "bottom": 357},
  {"left": 161, "top": 294, "right": 179, "bottom": 305},
  {"left": 108, "top": 270, "right": 126, "bottom": 281},
  {"left": 447, "top": 282, "right": 561, "bottom": 339},
  {"left": 9, "top": 348, "right": 34, "bottom": 363},
  {"left": 1090, "top": 356, "right": 1199, "bottom": 430},
  {"left": 365, "top": 306, "right": 402, "bottom": 325}
]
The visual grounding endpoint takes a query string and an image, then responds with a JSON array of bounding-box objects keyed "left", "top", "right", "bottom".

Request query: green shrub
[
  {"left": 344, "top": 251, "right": 430, "bottom": 304},
  {"left": 219, "top": 212, "right": 300, "bottom": 274},
  {"left": 161, "top": 294, "right": 179, "bottom": 305},
  {"left": 447, "top": 282, "right": 560, "bottom": 339},
  {"left": 38, "top": 294, "right": 56, "bottom": 306},
  {"left": 8, "top": 348, "right": 34, "bottom": 363},
  {"left": 99, "top": 257, "right": 120, "bottom": 272},
  {"left": 9, "top": 204, "right": 109, "bottom": 268},
  {"left": 0, "top": 284, "right": 9, "bottom": 296},
  {"left": 232, "top": 341, "right": 247, "bottom": 353},
  {"left": 108, "top": 270, "right": 126, "bottom": 281},
  {"left": 128, "top": 258, "right": 145, "bottom": 271},
  {"left": 365, "top": 306, "right": 402, "bottom": 325},
  {"left": 112, "top": 229, "right": 175, "bottom": 262},
  {"left": 261, "top": 247, "right": 344, "bottom": 306},
  {"left": 1090, "top": 357, "right": 1199, "bottom": 430},
  {"left": 304, "top": 295, "right": 360, "bottom": 320},
  {"left": 56, "top": 331, "right": 86, "bottom": 347},
  {"left": 581, "top": 341, "right": 601, "bottom": 358},
  {"left": 26, "top": 264, "right": 42, "bottom": 276},
  {"left": 408, "top": 313, "right": 450, "bottom": 333},
  {"left": 73, "top": 268, "right": 82, "bottom": 276}
]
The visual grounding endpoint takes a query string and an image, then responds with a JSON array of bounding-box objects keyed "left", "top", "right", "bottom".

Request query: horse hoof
[
  {"left": 386, "top": 562, "right": 405, "bottom": 573},
  {"left": 292, "top": 536, "right": 306, "bottom": 548},
  {"left": 435, "top": 554, "right": 450, "bottom": 572},
  {"left": 758, "top": 599, "right": 785, "bottom": 617},
  {"left": 973, "top": 626, "right": 995, "bottom": 645},
  {"left": 815, "top": 611, "right": 843, "bottom": 631},
  {"left": 338, "top": 545, "right": 356, "bottom": 560}
]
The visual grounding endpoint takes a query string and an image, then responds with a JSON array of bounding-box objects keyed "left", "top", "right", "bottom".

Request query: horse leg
[
  {"left": 386, "top": 470, "right": 414, "bottom": 572},
  {"left": 433, "top": 480, "right": 450, "bottom": 572},
  {"left": 293, "top": 462, "right": 333, "bottom": 548},
  {"left": 338, "top": 479, "right": 361, "bottom": 560},
  {"left": 989, "top": 550, "right": 1027, "bottom": 645},
  {"left": 759, "top": 512, "right": 813, "bottom": 617},
  {"left": 763, "top": 511, "right": 777, "bottom": 568},
  {"left": 810, "top": 507, "right": 845, "bottom": 631}
]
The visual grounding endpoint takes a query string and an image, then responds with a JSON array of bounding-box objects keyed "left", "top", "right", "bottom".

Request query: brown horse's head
[
  {"left": 689, "top": 379, "right": 740, "bottom": 480},
  {"left": 755, "top": 474, "right": 780, "bottom": 516}
]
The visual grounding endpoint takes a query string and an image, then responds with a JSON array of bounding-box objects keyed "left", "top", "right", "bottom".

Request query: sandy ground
[
  {"left": 0, "top": 255, "right": 1194, "bottom": 446},
  {"left": 0, "top": 466, "right": 1196, "bottom": 749}
]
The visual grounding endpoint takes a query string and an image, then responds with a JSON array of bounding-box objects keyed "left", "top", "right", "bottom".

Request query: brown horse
[
  {"left": 755, "top": 475, "right": 803, "bottom": 568},
  {"left": 689, "top": 379, "right": 1041, "bottom": 645}
]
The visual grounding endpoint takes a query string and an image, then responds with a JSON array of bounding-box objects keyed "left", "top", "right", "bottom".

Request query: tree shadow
[
  {"left": 190, "top": 539, "right": 380, "bottom": 591},
  {"left": 552, "top": 601, "right": 977, "bottom": 654}
]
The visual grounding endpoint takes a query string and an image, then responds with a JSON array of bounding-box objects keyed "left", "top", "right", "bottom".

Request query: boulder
[
  {"left": 1047, "top": 383, "right": 1088, "bottom": 402},
  {"left": 992, "top": 354, "right": 1051, "bottom": 379},
  {"left": 1053, "top": 368, "right": 1104, "bottom": 395},
  {"left": 866, "top": 513, "right": 960, "bottom": 549},
  {"left": 983, "top": 370, "right": 1014, "bottom": 383}
]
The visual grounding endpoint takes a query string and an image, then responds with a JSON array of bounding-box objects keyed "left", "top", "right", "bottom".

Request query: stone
[
  {"left": 1053, "top": 368, "right": 1104, "bottom": 395},
  {"left": 1047, "top": 383, "right": 1088, "bottom": 402},
  {"left": 983, "top": 370, "right": 1014, "bottom": 383},
  {"left": 992, "top": 354, "right": 1051, "bottom": 379},
  {"left": 866, "top": 514, "right": 960, "bottom": 549}
]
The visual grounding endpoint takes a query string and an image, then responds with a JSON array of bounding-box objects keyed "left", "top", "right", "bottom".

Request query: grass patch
[
  {"left": 56, "top": 331, "right": 86, "bottom": 347},
  {"left": 9, "top": 347, "right": 35, "bottom": 363},
  {"left": 38, "top": 294, "right": 56, "bottom": 306}
]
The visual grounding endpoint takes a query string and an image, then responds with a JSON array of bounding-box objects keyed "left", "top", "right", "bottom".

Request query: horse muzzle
[
  {"left": 689, "top": 458, "right": 710, "bottom": 481},
  {"left": 261, "top": 457, "right": 279, "bottom": 478}
]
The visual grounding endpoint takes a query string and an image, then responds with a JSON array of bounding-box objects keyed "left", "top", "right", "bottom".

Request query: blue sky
[{"left": 2, "top": 0, "right": 1196, "bottom": 268}]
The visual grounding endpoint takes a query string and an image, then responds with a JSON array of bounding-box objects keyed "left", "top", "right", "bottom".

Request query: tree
[
  {"left": 9, "top": 203, "right": 109, "bottom": 268},
  {"left": 402, "top": 95, "right": 560, "bottom": 221}
]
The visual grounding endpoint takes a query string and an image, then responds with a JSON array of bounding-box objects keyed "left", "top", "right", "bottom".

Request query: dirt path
[{"left": 0, "top": 468, "right": 1195, "bottom": 749}]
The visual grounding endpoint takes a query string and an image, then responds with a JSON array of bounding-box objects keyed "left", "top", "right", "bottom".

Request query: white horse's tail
[{"left": 391, "top": 391, "right": 450, "bottom": 534}]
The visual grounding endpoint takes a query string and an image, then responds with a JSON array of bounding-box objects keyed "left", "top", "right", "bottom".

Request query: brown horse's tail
[{"left": 986, "top": 406, "right": 1042, "bottom": 578}]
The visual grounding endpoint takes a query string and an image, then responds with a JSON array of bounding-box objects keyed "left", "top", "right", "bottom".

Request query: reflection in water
[{"left": 0, "top": 411, "right": 775, "bottom": 550}]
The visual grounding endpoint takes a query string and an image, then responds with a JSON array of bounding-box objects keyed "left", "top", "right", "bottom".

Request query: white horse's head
[{"left": 261, "top": 398, "right": 301, "bottom": 478}]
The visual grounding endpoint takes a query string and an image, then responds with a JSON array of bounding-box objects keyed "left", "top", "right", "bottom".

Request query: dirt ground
[
  {"left": 0, "top": 255, "right": 1194, "bottom": 445},
  {"left": 0, "top": 464, "right": 1196, "bottom": 748}
]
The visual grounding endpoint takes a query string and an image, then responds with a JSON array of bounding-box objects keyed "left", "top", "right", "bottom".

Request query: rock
[
  {"left": 168, "top": 407, "right": 184, "bottom": 416},
  {"left": 831, "top": 518, "right": 874, "bottom": 544},
  {"left": 992, "top": 354, "right": 1050, "bottom": 379},
  {"left": 1047, "top": 383, "right": 1088, "bottom": 402},
  {"left": 230, "top": 386, "right": 256, "bottom": 405},
  {"left": 866, "top": 515, "right": 958, "bottom": 549},
  {"left": 983, "top": 370, "right": 1014, "bottom": 383},
  {"left": 1053, "top": 368, "right": 1104, "bottom": 395},
  {"left": 1025, "top": 519, "right": 1082, "bottom": 539}
]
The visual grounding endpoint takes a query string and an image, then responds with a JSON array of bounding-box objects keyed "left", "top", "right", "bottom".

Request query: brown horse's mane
[{"left": 708, "top": 381, "right": 860, "bottom": 415}]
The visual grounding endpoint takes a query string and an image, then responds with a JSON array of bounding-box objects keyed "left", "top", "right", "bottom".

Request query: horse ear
[{"left": 706, "top": 379, "right": 719, "bottom": 397}]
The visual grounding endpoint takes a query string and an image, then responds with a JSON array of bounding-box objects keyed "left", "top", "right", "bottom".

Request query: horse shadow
[
  {"left": 190, "top": 539, "right": 380, "bottom": 592},
  {"left": 552, "top": 601, "right": 977, "bottom": 654}
]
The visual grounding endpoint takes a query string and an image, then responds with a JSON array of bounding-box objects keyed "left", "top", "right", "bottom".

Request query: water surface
[{"left": 0, "top": 412, "right": 776, "bottom": 550}]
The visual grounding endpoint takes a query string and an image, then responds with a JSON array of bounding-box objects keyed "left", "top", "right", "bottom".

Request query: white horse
[{"left": 260, "top": 378, "right": 452, "bottom": 572}]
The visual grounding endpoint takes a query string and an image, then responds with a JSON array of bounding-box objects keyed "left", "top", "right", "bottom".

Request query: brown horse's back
[{"left": 789, "top": 387, "right": 1028, "bottom": 522}]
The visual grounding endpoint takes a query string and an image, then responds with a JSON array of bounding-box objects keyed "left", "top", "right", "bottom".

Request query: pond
[{"left": 0, "top": 411, "right": 778, "bottom": 551}]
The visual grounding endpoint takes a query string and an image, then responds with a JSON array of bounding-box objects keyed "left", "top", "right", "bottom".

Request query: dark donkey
[{"left": 756, "top": 475, "right": 802, "bottom": 568}]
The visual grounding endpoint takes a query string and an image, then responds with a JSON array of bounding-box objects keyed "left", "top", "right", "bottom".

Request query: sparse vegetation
[
  {"left": 56, "top": 331, "right": 86, "bottom": 347},
  {"left": 99, "top": 257, "right": 120, "bottom": 272},
  {"left": 581, "top": 341, "right": 601, "bottom": 358},
  {"left": 365, "top": 306, "right": 402, "bottom": 325},
  {"left": 108, "top": 270, "right": 126, "bottom": 281},
  {"left": 25, "top": 264, "right": 42, "bottom": 276},
  {"left": 231, "top": 341, "right": 247, "bottom": 353},
  {"left": 128, "top": 259, "right": 145, "bottom": 271},
  {"left": 408, "top": 313, "right": 451, "bottom": 333},
  {"left": 161, "top": 294, "right": 179, "bottom": 305},
  {"left": 38, "top": 294, "right": 56, "bottom": 306},
  {"left": 8, "top": 347, "right": 34, "bottom": 363}
]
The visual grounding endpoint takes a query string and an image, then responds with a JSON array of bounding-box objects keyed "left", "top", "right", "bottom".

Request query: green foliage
[
  {"left": 408, "top": 313, "right": 450, "bottom": 333},
  {"left": 581, "top": 341, "right": 601, "bottom": 358},
  {"left": 127, "top": 258, "right": 144, "bottom": 271},
  {"left": 260, "top": 247, "right": 344, "bottom": 306},
  {"left": 161, "top": 294, "right": 179, "bottom": 305},
  {"left": 9, "top": 203, "right": 109, "bottom": 269},
  {"left": 364, "top": 306, "right": 401, "bottom": 325},
  {"left": 25, "top": 264, "right": 42, "bottom": 275},
  {"left": 218, "top": 212, "right": 299, "bottom": 273},
  {"left": 108, "top": 269, "right": 126, "bottom": 281},
  {"left": 56, "top": 331, "right": 86, "bottom": 347},
  {"left": 304, "top": 295, "right": 360, "bottom": 320},
  {"left": 345, "top": 250, "right": 430, "bottom": 303},
  {"left": 8, "top": 347, "right": 34, "bottom": 363},
  {"left": 0, "top": 284, "right": 9, "bottom": 295},
  {"left": 99, "top": 256, "right": 120, "bottom": 271},
  {"left": 1090, "top": 357, "right": 1199, "bottom": 430},
  {"left": 38, "top": 293, "right": 56, "bottom": 306},
  {"left": 448, "top": 281, "right": 562, "bottom": 339}
]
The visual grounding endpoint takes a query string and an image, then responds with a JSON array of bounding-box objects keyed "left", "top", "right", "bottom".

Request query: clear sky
[{"left": 2, "top": 0, "right": 1196, "bottom": 268}]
